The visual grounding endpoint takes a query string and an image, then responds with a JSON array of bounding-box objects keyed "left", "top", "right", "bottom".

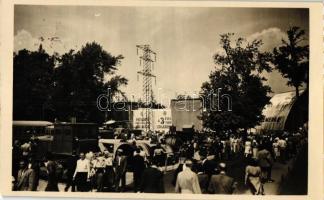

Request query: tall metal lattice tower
[{"left": 136, "top": 45, "right": 157, "bottom": 132}]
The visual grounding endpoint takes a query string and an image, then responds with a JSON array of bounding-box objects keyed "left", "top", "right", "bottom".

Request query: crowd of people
[
  {"left": 11, "top": 137, "right": 165, "bottom": 193},
  {"left": 11, "top": 127, "right": 307, "bottom": 195},
  {"left": 172, "top": 127, "right": 307, "bottom": 194}
]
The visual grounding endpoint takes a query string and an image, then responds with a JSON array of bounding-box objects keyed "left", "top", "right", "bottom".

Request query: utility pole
[{"left": 136, "top": 45, "right": 157, "bottom": 132}]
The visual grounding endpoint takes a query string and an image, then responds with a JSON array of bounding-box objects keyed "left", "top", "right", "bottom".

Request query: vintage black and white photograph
[{"left": 9, "top": 4, "right": 312, "bottom": 196}]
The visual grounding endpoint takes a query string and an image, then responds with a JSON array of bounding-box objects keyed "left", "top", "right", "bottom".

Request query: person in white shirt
[
  {"left": 175, "top": 159, "right": 201, "bottom": 194},
  {"left": 229, "top": 136, "right": 234, "bottom": 153},
  {"left": 92, "top": 152, "right": 106, "bottom": 192},
  {"left": 73, "top": 153, "right": 90, "bottom": 192}
]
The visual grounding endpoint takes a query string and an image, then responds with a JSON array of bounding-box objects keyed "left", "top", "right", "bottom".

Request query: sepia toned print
[{"left": 0, "top": 1, "right": 323, "bottom": 199}]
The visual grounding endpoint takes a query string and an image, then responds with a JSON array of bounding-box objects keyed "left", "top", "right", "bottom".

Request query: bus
[
  {"left": 12, "top": 120, "right": 54, "bottom": 144},
  {"left": 13, "top": 121, "right": 99, "bottom": 158}
]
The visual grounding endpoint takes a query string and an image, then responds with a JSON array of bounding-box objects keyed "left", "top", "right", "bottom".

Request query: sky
[{"left": 14, "top": 5, "right": 309, "bottom": 103}]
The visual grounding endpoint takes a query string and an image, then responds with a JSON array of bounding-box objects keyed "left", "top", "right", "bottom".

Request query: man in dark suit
[
  {"left": 64, "top": 152, "right": 78, "bottom": 192},
  {"left": 257, "top": 145, "right": 274, "bottom": 183},
  {"left": 114, "top": 149, "right": 127, "bottom": 192},
  {"left": 140, "top": 161, "right": 164, "bottom": 193},
  {"left": 45, "top": 152, "right": 59, "bottom": 191},
  {"left": 133, "top": 148, "right": 145, "bottom": 192},
  {"left": 27, "top": 157, "right": 40, "bottom": 191},
  {"left": 171, "top": 157, "right": 185, "bottom": 186},
  {"left": 12, "top": 140, "right": 22, "bottom": 180},
  {"left": 201, "top": 155, "right": 218, "bottom": 186},
  {"left": 202, "top": 158, "right": 218, "bottom": 176},
  {"left": 197, "top": 172, "right": 209, "bottom": 194},
  {"left": 208, "top": 163, "right": 236, "bottom": 194},
  {"left": 15, "top": 160, "right": 36, "bottom": 191}
]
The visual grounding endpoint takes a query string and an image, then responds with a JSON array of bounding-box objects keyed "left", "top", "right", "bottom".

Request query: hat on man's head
[
  {"left": 218, "top": 162, "right": 227, "bottom": 171},
  {"left": 185, "top": 159, "right": 192, "bottom": 165},
  {"left": 184, "top": 159, "right": 193, "bottom": 168},
  {"left": 117, "top": 149, "right": 123, "bottom": 153}
]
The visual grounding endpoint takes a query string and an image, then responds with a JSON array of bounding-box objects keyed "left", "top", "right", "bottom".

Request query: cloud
[
  {"left": 208, "top": 28, "right": 293, "bottom": 94},
  {"left": 247, "top": 27, "right": 287, "bottom": 52},
  {"left": 14, "top": 29, "right": 76, "bottom": 55},
  {"left": 14, "top": 29, "right": 39, "bottom": 52},
  {"left": 248, "top": 28, "right": 294, "bottom": 93},
  {"left": 210, "top": 28, "right": 287, "bottom": 59}
]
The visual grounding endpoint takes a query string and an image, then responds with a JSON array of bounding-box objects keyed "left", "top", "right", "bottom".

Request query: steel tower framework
[{"left": 136, "top": 45, "right": 156, "bottom": 132}]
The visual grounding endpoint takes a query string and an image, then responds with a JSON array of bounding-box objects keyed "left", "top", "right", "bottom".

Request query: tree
[
  {"left": 272, "top": 26, "right": 309, "bottom": 98},
  {"left": 200, "top": 33, "right": 272, "bottom": 133},
  {"left": 52, "top": 42, "right": 127, "bottom": 123},
  {"left": 13, "top": 45, "right": 55, "bottom": 120}
]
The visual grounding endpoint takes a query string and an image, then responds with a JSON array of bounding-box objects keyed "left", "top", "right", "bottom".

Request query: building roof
[{"left": 257, "top": 90, "right": 305, "bottom": 132}]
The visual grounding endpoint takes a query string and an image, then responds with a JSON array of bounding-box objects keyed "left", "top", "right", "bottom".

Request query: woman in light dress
[
  {"left": 272, "top": 138, "right": 280, "bottom": 161},
  {"left": 252, "top": 139, "right": 259, "bottom": 159},
  {"left": 245, "top": 158, "right": 264, "bottom": 195},
  {"left": 244, "top": 139, "right": 252, "bottom": 158}
]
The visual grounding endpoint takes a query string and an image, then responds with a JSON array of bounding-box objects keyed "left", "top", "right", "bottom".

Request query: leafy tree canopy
[
  {"left": 13, "top": 42, "right": 128, "bottom": 123},
  {"left": 273, "top": 26, "right": 309, "bottom": 97},
  {"left": 52, "top": 42, "right": 127, "bottom": 123},
  {"left": 200, "top": 33, "right": 272, "bottom": 133},
  {"left": 13, "top": 45, "right": 55, "bottom": 120}
]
